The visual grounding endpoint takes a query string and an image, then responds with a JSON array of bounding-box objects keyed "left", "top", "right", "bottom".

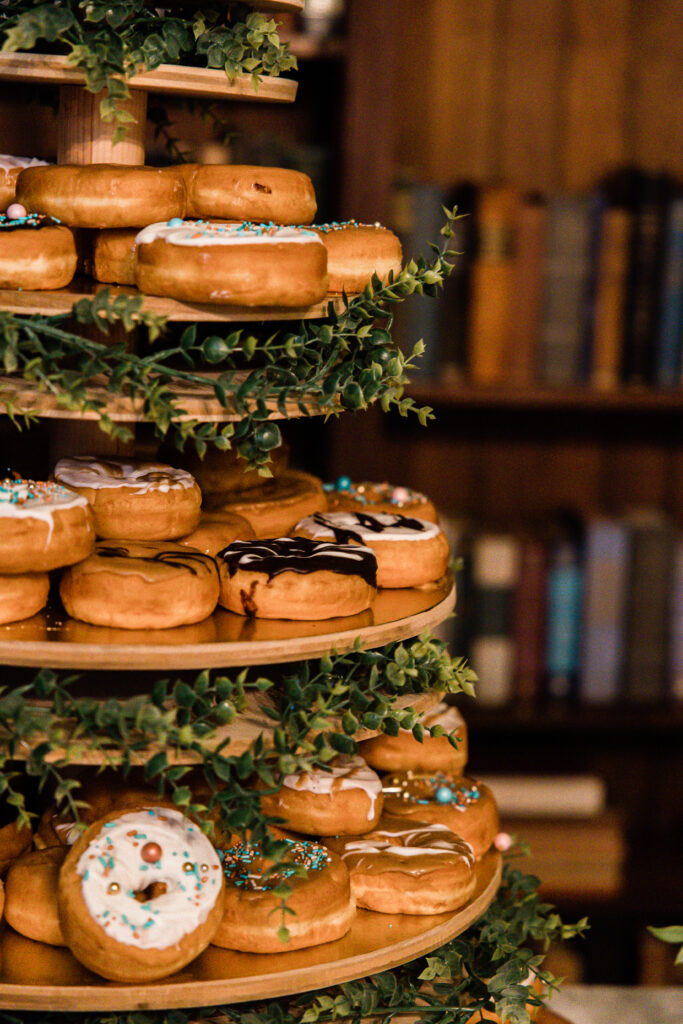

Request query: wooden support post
[{"left": 58, "top": 85, "right": 147, "bottom": 166}]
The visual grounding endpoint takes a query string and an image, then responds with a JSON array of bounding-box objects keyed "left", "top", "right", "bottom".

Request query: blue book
[
  {"left": 655, "top": 197, "right": 683, "bottom": 388},
  {"left": 544, "top": 529, "right": 584, "bottom": 700},
  {"left": 580, "top": 518, "right": 631, "bottom": 704}
]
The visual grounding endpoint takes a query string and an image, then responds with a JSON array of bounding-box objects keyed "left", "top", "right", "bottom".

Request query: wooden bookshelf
[{"left": 405, "top": 381, "right": 683, "bottom": 414}]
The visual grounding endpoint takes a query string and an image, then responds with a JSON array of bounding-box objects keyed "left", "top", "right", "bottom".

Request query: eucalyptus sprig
[
  {"left": 0, "top": 208, "right": 462, "bottom": 465},
  {"left": 0, "top": 1, "right": 296, "bottom": 137}
]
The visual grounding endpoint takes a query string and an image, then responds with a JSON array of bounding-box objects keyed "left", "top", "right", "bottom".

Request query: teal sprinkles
[
  {"left": 220, "top": 838, "right": 332, "bottom": 892},
  {"left": 390, "top": 772, "right": 481, "bottom": 810}
]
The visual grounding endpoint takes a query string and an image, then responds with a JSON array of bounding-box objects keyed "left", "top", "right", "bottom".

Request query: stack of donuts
[
  {"left": 0, "top": 700, "right": 501, "bottom": 983},
  {"left": 0, "top": 448, "right": 449, "bottom": 631},
  {"left": 0, "top": 156, "right": 402, "bottom": 303}
]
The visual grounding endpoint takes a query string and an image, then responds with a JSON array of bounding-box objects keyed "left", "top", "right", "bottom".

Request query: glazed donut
[
  {"left": 59, "top": 540, "right": 220, "bottom": 630},
  {"left": 0, "top": 211, "right": 76, "bottom": 289},
  {"left": 0, "top": 479, "right": 95, "bottom": 574},
  {"left": 325, "top": 814, "right": 476, "bottom": 915},
  {"left": 0, "top": 818, "right": 32, "bottom": 874},
  {"left": 58, "top": 807, "right": 225, "bottom": 982},
  {"left": 0, "top": 156, "right": 48, "bottom": 211},
  {"left": 212, "top": 837, "right": 355, "bottom": 952},
  {"left": 134, "top": 220, "right": 329, "bottom": 307},
  {"left": 209, "top": 470, "right": 327, "bottom": 538},
  {"left": 294, "top": 511, "right": 450, "bottom": 588},
  {"left": 0, "top": 572, "right": 49, "bottom": 625},
  {"left": 359, "top": 702, "right": 468, "bottom": 774},
  {"left": 312, "top": 221, "right": 402, "bottom": 293},
  {"left": 324, "top": 477, "right": 438, "bottom": 524},
  {"left": 16, "top": 164, "right": 186, "bottom": 229},
  {"left": 53, "top": 457, "right": 202, "bottom": 540},
  {"left": 0, "top": 930, "right": 95, "bottom": 985},
  {"left": 217, "top": 537, "right": 377, "bottom": 620},
  {"left": 4, "top": 847, "right": 67, "bottom": 945},
  {"left": 382, "top": 773, "right": 498, "bottom": 860},
  {"left": 179, "top": 510, "right": 255, "bottom": 557},
  {"left": 168, "top": 441, "right": 290, "bottom": 500},
  {"left": 180, "top": 165, "right": 317, "bottom": 224},
  {"left": 88, "top": 228, "right": 138, "bottom": 284},
  {"left": 260, "top": 756, "right": 383, "bottom": 836}
]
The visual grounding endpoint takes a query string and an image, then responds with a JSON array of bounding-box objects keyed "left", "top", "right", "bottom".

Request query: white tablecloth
[{"left": 550, "top": 986, "right": 682, "bottom": 1024}]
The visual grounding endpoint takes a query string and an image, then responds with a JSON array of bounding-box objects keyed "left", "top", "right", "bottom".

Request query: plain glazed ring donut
[
  {"left": 312, "top": 221, "right": 402, "bottom": 293},
  {"left": 59, "top": 540, "right": 220, "bottom": 630},
  {"left": 0, "top": 479, "right": 95, "bottom": 574},
  {"left": 382, "top": 773, "right": 498, "bottom": 860},
  {"left": 325, "top": 814, "right": 476, "bottom": 915},
  {"left": 294, "top": 510, "right": 450, "bottom": 588},
  {"left": 4, "top": 847, "right": 67, "bottom": 946},
  {"left": 53, "top": 457, "right": 202, "bottom": 541},
  {"left": 0, "top": 211, "right": 77, "bottom": 289},
  {"left": 324, "top": 478, "right": 438, "bottom": 524},
  {"left": 134, "top": 220, "right": 329, "bottom": 307},
  {"left": 180, "top": 164, "right": 317, "bottom": 224},
  {"left": 169, "top": 442, "right": 290, "bottom": 501},
  {"left": 0, "top": 572, "right": 49, "bottom": 625},
  {"left": 0, "top": 818, "right": 33, "bottom": 874},
  {"left": 179, "top": 510, "right": 255, "bottom": 557},
  {"left": 58, "top": 807, "right": 225, "bottom": 982},
  {"left": 0, "top": 155, "right": 48, "bottom": 211},
  {"left": 212, "top": 837, "right": 355, "bottom": 953},
  {"left": 359, "top": 702, "right": 468, "bottom": 774},
  {"left": 260, "top": 755, "right": 384, "bottom": 836},
  {"left": 87, "top": 228, "right": 138, "bottom": 285},
  {"left": 16, "top": 164, "right": 186, "bottom": 229},
  {"left": 210, "top": 470, "right": 327, "bottom": 538},
  {"left": 217, "top": 537, "right": 377, "bottom": 620}
]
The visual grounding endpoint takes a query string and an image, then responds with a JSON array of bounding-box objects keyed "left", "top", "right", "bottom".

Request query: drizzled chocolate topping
[
  {"left": 310, "top": 511, "right": 426, "bottom": 545},
  {"left": 97, "top": 544, "right": 218, "bottom": 578},
  {"left": 217, "top": 537, "right": 377, "bottom": 588}
]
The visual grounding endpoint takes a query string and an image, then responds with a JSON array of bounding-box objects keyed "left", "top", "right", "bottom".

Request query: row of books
[
  {"left": 437, "top": 509, "right": 683, "bottom": 706},
  {"left": 391, "top": 169, "right": 683, "bottom": 390}
]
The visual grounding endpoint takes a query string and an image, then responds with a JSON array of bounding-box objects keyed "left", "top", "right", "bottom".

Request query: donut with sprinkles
[{"left": 0, "top": 478, "right": 95, "bottom": 574}]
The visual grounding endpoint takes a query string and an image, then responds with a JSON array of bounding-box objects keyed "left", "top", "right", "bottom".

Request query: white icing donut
[
  {"left": 420, "top": 701, "right": 465, "bottom": 732},
  {"left": 54, "top": 457, "right": 196, "bottom": 494},
  {"left": 0, "top": 155, "right": 48, "bottom": 171},
  {"left": 135, "top": 220, "right": 323, "bottom": 248},
  {"left": 0, "top": 479, "right": 89, "bottom": 545},
  {"left": 339, "top": 822, "right": 475, "bottom": 866},
  {"left": 296, "top": 510, "right": 441, "bottom": 543},
  {"left": 74, "top": 808, "right": 222, "bottom": 950},
  {"left": 283, "top": 756, "right": 383, "bottom": 822}
]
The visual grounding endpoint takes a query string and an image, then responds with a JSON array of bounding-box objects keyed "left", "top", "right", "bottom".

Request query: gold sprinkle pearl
[
  {"left": 107, "top": 882, "right": 120, "bottom": 894},
  {"left": 200, "top": 864, "right": 208, "bottom": 873},
  {"left": 182, "top": 861, "right": 195, "bottom": 873}
]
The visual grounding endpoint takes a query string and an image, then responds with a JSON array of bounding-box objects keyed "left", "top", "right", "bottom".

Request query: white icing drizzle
[
  {"left": 0, "top": 155, "right": 48, "bottom": 172},
  {"left": 339, "top": 822, "right": 475, "bottom": 865},
  {"left": 419, "top": 702, "right": 465, "bottom": 732},
  {"left": 54, "top": 457, "right": 196, "bottom": 494},
  {"left": 76, "top": 807, "right": 222, "bottom": 950},
  {"left": 282, "top": 755, "right": 382, "bottom": 821},
  {"left": 0, "top": 479, "right": 90, "bottom": 547},
  {"left": 135, "top": 220, "right": 324, "bottom": 248},
  {"left": 297, "top": 510, "right": 441, "bottom": 542}
]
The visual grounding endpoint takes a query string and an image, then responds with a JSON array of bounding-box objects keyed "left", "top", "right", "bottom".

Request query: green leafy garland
[
  {"left": 0, "top": 1, "right": 296, "bottom": 137},
  {"left": 0, "top": 208, "right": 461, "bottom": 468}
]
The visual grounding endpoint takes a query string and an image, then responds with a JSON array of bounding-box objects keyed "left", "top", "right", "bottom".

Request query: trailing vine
[
  {"left": 0, "top": 207, "right": 462, "bottom": 467},
  {"left": 0, "top": 1, "right": 297, "bottom": 137}
]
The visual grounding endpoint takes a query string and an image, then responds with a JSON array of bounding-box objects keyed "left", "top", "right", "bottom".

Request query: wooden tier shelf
[
  {"left": 0, "top": 849, "right": 501, "bottom": 1011},
  {"left": 407, "top": 380, "right": 683, "bottom": 413},
  {"left": 248, "top": 0, "right": 305, "bottom": 10},
  {"left": 0, "top": 54, "right": 297, "bottom": 103},
  {"left": 0, "top": 280, "right": 348, "bottom": 322},
  {"left": 0, "top": 576, "right": 455, "bottom": 670}
]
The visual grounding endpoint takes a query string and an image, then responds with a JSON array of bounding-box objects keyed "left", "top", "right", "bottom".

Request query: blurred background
[{"left": 1, "top": 0, "right": 681, "bottom": 989}]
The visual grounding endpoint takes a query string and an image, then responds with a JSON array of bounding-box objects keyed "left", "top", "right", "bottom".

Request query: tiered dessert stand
[{"left": 0, "top": 2, "right": 504, "bottom": 1015}]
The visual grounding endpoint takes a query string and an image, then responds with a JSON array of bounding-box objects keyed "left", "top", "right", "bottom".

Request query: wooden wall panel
[{"left": 629, "top": 0, "right": 683, "bottom": 175}]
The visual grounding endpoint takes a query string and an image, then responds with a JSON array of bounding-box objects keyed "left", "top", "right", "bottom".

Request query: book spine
[
  {"left": 507, "top": 197, "right": 546, "bottom": 387},
  {"left": 623, "top": 517, "right": 674, "bottom": 702},
  {"left": 513, "top": 536, "right": 547, "bottom": 704},
  {"left": 438, "top": 182, "right": 478, "bottom": 380},
  {"left": 656, "top": 197, "right": 683, "bottom": 388},
  {"left": 668, "top": 536, "right": 683, "bottom": 702},
  {"left": 469, "top": 533, "right": 521, "bottom": 706},
  {"left": 544, "top": 536, "right": 584, "bottom": 700},
  {"left": 590, "top": 207, "right": 633, "bottom": 390},
  {"left": 579, "top": 519, "right": 630, "bottom": 704}
]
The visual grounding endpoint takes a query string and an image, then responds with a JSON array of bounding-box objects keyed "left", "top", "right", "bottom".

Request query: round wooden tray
[
  {"left": 0, "top": 576, "right": 455, "bottom": 670},
  {"left": 0, "top": 53, "right": 297, "bottom": 102},
  {"left": 0, "top": 850, "right": 501, "bottom": 1011}
]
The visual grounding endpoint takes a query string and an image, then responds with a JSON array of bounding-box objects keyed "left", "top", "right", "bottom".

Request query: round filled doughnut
[
  {"left": 0, "top": 479, "right": 95, "bottom": 574},
  {"left": 59, "top": 540, "right": 220, "bottom": 630},
  {"left": 216, "top": 537, "right": 377, "bottom": 620},
  {"left": 58, "top": 806, "right": 225, "bottom": 982},
  {"left": 87, "top": 228, "right": 138, "bottom": 284},
  {"left": 260, "top": 756, "right": 384, "bottom": 836},
  {"left": 134, "top": 220, "right": 329, "bottom": 307},
  {"left": 169, "top": 442, "right": 290, "bottom": 500},
  {"left": 0, "top": 818, "right": 32, "bottom": 874},
  {"left": 359, "top": 702, "right": 468, "bottom": 774},
  {"left": 324, "top": 814, "right": 476, "bottom": 915},
  {"left": 53, "top": 457, "right": 202, "bottom": 541},
  {"left": 4, "top": 847, "right": 67, "bottom": 946},
  {"left": 179, "top": 510, "right": 255, "bottom": 557},
  {"left": 209, "top": 469, "right": 327, "bottom": 538},
  {"left": 0, "top": 572, "right": 49, "bottom": 625},
  {"left": 324, "top": 477, "right": 438, "bottom": 524},
  {"left": 0, "top": 155, "right": 48, "bottom": 211},
  {"left": 0, "top": 211, "right": 76, "bottom": 289},
  {"left": 294, "top": 510, "right": 450, "bottom": 588},
  {"left": 312, "top": 221, "right": 402, "bottom": 292},
  {"left": 212, "top": 837, "right": 354, "bottom": 953},
  {"left": 382, "top": 773, "right": 498, "bottom": 860},
  {"left": 180, "top": 164, "right": 317, "bottom": 224},
  {"left": 16, "top": 164, "right": 186, "bottom": 229},
  {"left": 0, "top": 930, "right": 95, "bottom": 985}
]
